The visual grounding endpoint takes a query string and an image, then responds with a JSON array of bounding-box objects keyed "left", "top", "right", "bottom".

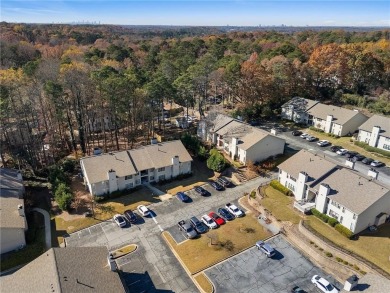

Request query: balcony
[{"left": 294, "top": 200, "right": 315, "bottom": 214}]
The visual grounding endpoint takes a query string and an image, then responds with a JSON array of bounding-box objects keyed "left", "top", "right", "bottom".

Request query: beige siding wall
[
  {"left": 244, "top": 136, "right": 285, "bottom": 164},
  {"left": 339, "top": 113, "right": 368, "bottom": 136},
  {"left": 0, "top": 228, "right": 26, "bottom": 254}
]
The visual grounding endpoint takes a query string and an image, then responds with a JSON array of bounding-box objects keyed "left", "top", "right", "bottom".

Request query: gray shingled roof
[
  {"left": 307, "top": 103, "right": 366, "bottom": 125},
  {"left": 1, "top": 247, "right": 125, "bottom": 293},
  {"left": 81, "top": 140, "right": 192, "bottom": 184},
  {"left": 358, "top": 114, "right": 390, "bottom": 137},
  {"left": 312, "top": 168, "right": 389, "bottom": 215},
  {"left": 0, "top": 197, "right": 26, "bottom": 229},
  {"left": 282, "top": 97, "right": 319, "bottom": 112},
  {"left": 340, "top": 273, "right": 390, "bottom": 293},
  {"left": 211, "top": 114, "right": 234, "bottom": 132},
  {"left": 81, "top": 151, "right": 137, "bottom": 184},
  {"left": 277, "top": 150, "right": 338, "bottom": 184},
  {"left": 0, "top": 168, "right": 23, "bottom": 191}
]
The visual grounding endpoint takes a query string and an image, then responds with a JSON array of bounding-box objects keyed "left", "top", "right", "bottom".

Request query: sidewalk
[
  {"left": 144, "top": 183, "right": 172, "bottom": 201},
  {"left": 32, "top": 207, "right": 51, "bottom": 249}
]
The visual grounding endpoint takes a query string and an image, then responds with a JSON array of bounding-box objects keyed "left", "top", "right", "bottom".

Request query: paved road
[
  {"left": 65, "top": 175, "right": 275, "bottom": 292},
  {"left": 205, "top": 234, "right": 342, "bottom": 293}
]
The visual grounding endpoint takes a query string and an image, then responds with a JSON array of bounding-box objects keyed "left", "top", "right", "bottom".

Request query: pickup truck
[
  {"left": 178, "top": 220, "right": 198, "bottom": 239},
  {"left": 225, "top": 203, "right": 244, "bottom": 218}
]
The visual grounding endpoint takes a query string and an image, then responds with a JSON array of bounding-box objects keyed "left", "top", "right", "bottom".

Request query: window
[
  {"left": 353, "top": 214, "right": 357, "bottom": 220},
  {"left": 384, "top": 144, "right": 390, "bottom": 150},
  {"left": 158, "top": 167, "right": 165, "bottom": 172},
  {"left": 290, "top": 176, "right": 296, "bottom": 182},
  {"left": 135, "top": 179, "right": 140, "bottom": 184},
  {"left": 339, "top": 216, "right": 343, "bottom": 224},
  {"left": 125, "top": 175, "right": 132, "bottom": 180},
  {"left": 342, "top": 207, "right": 345, "bottom": 213},
  {"left": 150, "top": 176, "right": 154, "bottom": 181},
  {"left": 159, "top": 175, "right": 165, "bottom": 181},
  {"left": 126, "top": 183, "right": 133, "bottom": 189}
]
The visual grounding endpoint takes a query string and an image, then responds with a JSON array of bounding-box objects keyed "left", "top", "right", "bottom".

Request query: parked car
[
  {"left": 255, "top": 240, "right": 276, "bottom": 258},
  {"left": 292, "top": 130, "right": 302, "bottom": 136},
  {"left": 113, "top": 214, "right": 127, "bottom": 228},
  {"left": 124, "top": 209, "right": 137, "bottom": 223},
  {"left": 178, "top": 220, "right": 198, "bottom": 239},
  {"left": 311, "top": 275, "right": 339, "bottom": 293},
  {"left": 209, "top": 212, "right": 225, "bottom": 225},
  {"left": 336, "top": 148, "right": 348, "bottom": 155},
  {"left": 176, "top": 192, "right": 190, "bottom": 202},
  {"left": 345, "top": 151, "right": 358, "bottom": 159},
  {"left": 194, "top": 186, "right": 208, "bottom": 196},
  {"left": 217, "top": 177, "right": 232, "bottom": 187},
  {"left": 291, "top": 286, "right": 307, "bottom": 293},
  {"left": 362, "top": 157, "right": 374, "bottom": 165},
  {"left": 330, "top": 145, "right": 342, "bottom": 152},
  {"left": 305, "top": 135, "right": 316, "bottom": 142},
  {"left": 352, "top": 154, "right": 366, "bottom": 162},
  {"left": 317, "top": 140, "right": 330, "bottom": 147},
  {"left": 218, "top": 208, "right": 235, "bottom": 221},
  {"left": 209, "top": 181, "right": 224, "bottom": 191},
  {"left": 93, "top": 147, "right": 102, "bottom": 155},
  {"left": 371, "top": 160, "right": 385, "bottom": 167},
  {"left": 225, "top": 203, "right": 244, "bottom": 217},
  {"left": 300, "top": 133, "right": 309, "bottom": 139},
  {"left": 190, "top": 216, "right": 208, "bottom": 233},
  {"left": 137, "top": 205, "right": 150, "bottom": 217},
  {"left": 201, "top": 215, "right": 218, "bottom": 229}
]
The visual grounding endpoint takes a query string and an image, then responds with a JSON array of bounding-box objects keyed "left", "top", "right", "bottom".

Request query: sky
[{"left": 1, "top": 1, "right": 389, "bottom": 27}]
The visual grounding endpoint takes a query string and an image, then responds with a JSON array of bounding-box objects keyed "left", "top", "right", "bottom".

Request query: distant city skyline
[{"left": 1, "top": 1, "right": 389, "bottom": 27}]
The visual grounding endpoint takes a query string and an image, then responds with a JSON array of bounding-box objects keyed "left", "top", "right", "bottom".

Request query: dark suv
[
  {"left": 190, "top": 216, "right": 208, "bottom": 233},
  {"left": 124, "top": 209, "right": 137, "bottom": 223}
]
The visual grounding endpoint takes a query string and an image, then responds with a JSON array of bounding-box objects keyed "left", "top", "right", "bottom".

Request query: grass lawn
[
  {"left": 305, "top": 129, "right": 390, "bottom": 165},
  {"left": 307, "top": 216, "right": 390, "bottom": 274},
  {"left": 111, "top": 244, "right": 137, "bottom": 259},
  {"left": 163, "top": 213, "right": 271, "bottom": 274},
  {"left": 194, "top": 273, "right": 214, "bottom": 293},
  {"left": 261, "top": 186, "right": 302, "bottom": 224}
]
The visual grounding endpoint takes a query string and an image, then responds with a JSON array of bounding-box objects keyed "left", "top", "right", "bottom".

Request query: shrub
[
  {"left": 94, "top": 196, "right": 105, "bottom": 202},
  {"left": 269, "top": 180, "right": 293, "bottom": 196},
  {"left": 343, "top": 260, "right": 349, "bottom": 265},
  {"left": 309, "top": 126, "right": 324, "bottom": 133},
  {"left": 198, "top": 146, "right": 209, "bottom": 161},
  {"left": 354, "top": 141, "right": 390, "bottom": 158},
  {"left": 319, "top": 248, "right": 324, "bottom": 251},
  {"left": 360, "top": 271, "right": 367, "bottom": 275},
  {"left": 353, "top": 265, "right": 360, "bottom": 271},
  {"left": 62, "top": 159, "right": 76, "bottom": 173},
  {"left": 325, "top": 252, "right": 333, "bottom": 257},
  {"left": 336, "top": 257, "right": 343, "bottom": 262},
  {"left": 311, "top": 208, "right": 330, "bottom": 223},
  {"left": 250, "top": 190, "right": 256, "bottom": 199},
  {"left": 335, "top": 223, "right": 354, "bottom": 238},
  {"left": 309, "top": 241, "right": 314, "bottom": 245},
  {"left": 54, "top": 183, "right": 73, "bottom": 211},
  {"left": 328, "top": 217, "right": 339, "bottom": 227},
  {"left": 207, "top": 150, "right": 227, "bottom": 172}
]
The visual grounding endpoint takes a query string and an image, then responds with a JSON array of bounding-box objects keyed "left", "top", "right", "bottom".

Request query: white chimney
[
  {"left": 18, "top": 204, "right": 25, "bottom": 217},
  {"left": 345, "top": 159, "right": 355, "bottom": 169},
  {"left": 368, "top": 168, "right": 379, "bottom": 180},
  {"left": 107, "top": 254, "right": 117, "bottom": 271}
]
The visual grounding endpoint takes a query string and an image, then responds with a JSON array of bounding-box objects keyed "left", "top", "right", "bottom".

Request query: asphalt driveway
[{"left": 205, "top": 234, "right": 342, "bottom": 293}]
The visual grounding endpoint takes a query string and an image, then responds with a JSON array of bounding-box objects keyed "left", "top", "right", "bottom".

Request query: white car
[
  {"left": 225, "top": 203, "right": 244, "bottom": 218},
  {"left": 137, "top": 205, "right": 150, "bottom": 217},
  {"left": 317, "top": 140, "right": 330, "bottom": 147},
  {"left": 113, "top": 214, "right": 126, "bottom": 228},
  {"left": 201, "top": 215, "right": 218, "bottom": 229},
  {"left": 306, "top": 135, "right": 316, "bottom": 142},
  {"left": 336, "top": 148, "right": 348, "bottom": 155},
  {"left": 311, "top": 275, "right": 339, "bottom": 293},
  {"left": 300, "top": 133, "right": 309, "bottom": 139}
]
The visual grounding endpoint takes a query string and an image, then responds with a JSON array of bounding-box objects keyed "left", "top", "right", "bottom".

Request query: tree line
[{"left": 0, "top": 23, "right": 389, "bottom": 172}]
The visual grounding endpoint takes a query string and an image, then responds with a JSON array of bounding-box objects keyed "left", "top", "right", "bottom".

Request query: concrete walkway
[{"left": 32, "top": 208, "right": 51, "bottom": 249}]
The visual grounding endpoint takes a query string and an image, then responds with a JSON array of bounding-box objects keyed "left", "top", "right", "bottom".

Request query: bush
[
  {"left": 336, "top": 257, "right": 343, "bottom": 262},
  {"left": 325, "top": 252, "right": 333, "bottom": 257},
  {"left": 269, "top": 180, "right": 293, "bottom": 196},
  {"left": 207, "top": 149, "right": 227, "bottom": 172},
  {"left": 309, "top": 126, "right": 324, "bottom": 133},
  {"left": 343, "top": 260, "right": 349, "bottom": 265},
  {"left": 354, "top": 141, "right": 390, "bottom": 158},
  {"left": 328, "top": 217, "right": 339, "bottom": 227},
  {"left": 335, "top": 223, "right": 354, "bottom": 238},
  {"left": 62, "top": 159, "right": 76, "bottom": 173},
  {"left": 94, "top": 196, "right": 105, "bottom": 202},
  {"left": 54, "top": 183, "right": 73, "bottom": 211},
  {"left": 311, "top": 208, "right": 330, "bottom": 223},
  {"left": 198, "top": 146, "right": 209, "bottom": 161},
  {"left": 250, "top": 190, "right": 256, "bottom": 199}
]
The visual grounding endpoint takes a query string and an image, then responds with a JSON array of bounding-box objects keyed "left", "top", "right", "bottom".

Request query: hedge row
[
  {"left": 270, "top": 180, "right": 293, "bottom": 196},
  {"left": 311, "top": 208, "right": 339, "bottom": 227},
  {"left": 309, "top": 126, "right": 324, "bottom": 133},
  {"left": 335, "top": 224, "right": 354, "bottom": 238},
  {"left": 354, "top": 141, "right": 390, "bottom": 159}
]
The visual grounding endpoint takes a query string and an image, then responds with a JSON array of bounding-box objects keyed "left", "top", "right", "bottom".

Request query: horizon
[{"left": 1, "top": 1, "right": 389, "bottom": 27}]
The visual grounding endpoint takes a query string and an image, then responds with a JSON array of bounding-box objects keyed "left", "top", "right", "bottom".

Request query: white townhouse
[
  {"left": 80, "top": 140, "right": 192, "bottom": 196},
  {"left": 198, "top": 114, "right": 285, "bottom": 164},
  {"left": 0, "top": 168, "right": 28, "bottom": 254},
  {"left": 357, "top": 114, "right": 390, "bottom": 152},
  {"left": 306, "top": 103, "right": 368, "bottom": 136},
  {"left": 278, "top": 150, "right": 390, "bottom": 234},
  {"left": 281, "top": 97, "right": 319, "bottom": 123}
]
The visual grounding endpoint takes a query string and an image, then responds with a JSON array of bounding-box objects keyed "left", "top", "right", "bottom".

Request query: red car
[{"left": 209, "top": 212, "right": 225, "bottom": 226}]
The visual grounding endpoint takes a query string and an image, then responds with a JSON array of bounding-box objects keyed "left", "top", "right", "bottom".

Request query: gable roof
[
  {"left": 312, "top": 168, "right": 390, "bottom": 214},
  {"left": 1, "top": 247, "right": 125, "bottom": 293},
  {"left": 81, "top": 140, "right": 192, "bottom": 184},
  {"left": 358, "top": 114, "right": 390, "bottom": 137},
  {"left": 0, "top": 168, "right": 24, "bottom": 192},
  {"left": 210, "top": 114, "right": 234, "bottom": 132},
  {"left": 129, "top": 140, "right": 192, "bottom": 171},
  {"left": 81, "top": 150, "right": 137, "bottom": 184},
  {"left": 307, "top": 103, "right": 366, "bottom": 125},
  {"left": 282, "top": 97, "right": 319, "bottom": 112},
  {"left": 278, "top": 150, "right": 338, "bottom": 184}
]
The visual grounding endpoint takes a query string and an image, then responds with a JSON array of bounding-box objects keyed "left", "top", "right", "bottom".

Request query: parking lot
[{"left": 205, "top": 234, "right": 342, "bottom": 293}]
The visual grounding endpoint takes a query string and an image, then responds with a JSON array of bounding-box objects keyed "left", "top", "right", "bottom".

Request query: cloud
[{"left": 4, "top": 7, "right": 61, "bottom": 14}]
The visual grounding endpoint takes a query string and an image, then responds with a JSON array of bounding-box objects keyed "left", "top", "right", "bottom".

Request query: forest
[{"left": 0, "top": 22, "right": 389, "bottom": 172}]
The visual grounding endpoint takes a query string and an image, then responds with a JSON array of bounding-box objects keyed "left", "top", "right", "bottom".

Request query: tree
[
  {"left": 54, "top": 182, "right": 73, "bottom": 211},
  {"left": 207, "top": 150, "right": 227, "bottom": 172}
]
